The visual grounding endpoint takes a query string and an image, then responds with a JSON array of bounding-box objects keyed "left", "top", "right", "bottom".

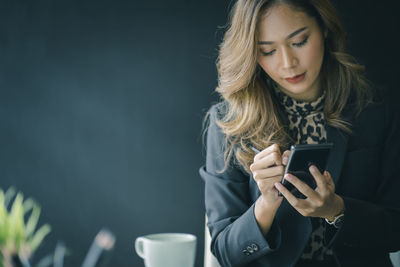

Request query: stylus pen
[{"left": 249, "top": 146, "right": 261, "bottom": 154}]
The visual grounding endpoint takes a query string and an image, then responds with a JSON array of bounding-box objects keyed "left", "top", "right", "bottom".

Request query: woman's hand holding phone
[
  {"left": 274, "top": 165, "right": 344, "bottom": 221},
  {"left": 250, "top": 143, "right": 344, "bottom": 221}
]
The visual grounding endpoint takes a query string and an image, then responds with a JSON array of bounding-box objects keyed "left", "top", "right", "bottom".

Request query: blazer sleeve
[
  {"left": 199, "top": 103, "right": 281, "bottom": 267},
  {"left": 325, "top": 95, "right": 400, "bottom": 251}
]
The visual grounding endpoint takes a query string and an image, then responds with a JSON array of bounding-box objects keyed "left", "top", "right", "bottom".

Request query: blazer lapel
[{"left": 325, "top": 108, "right": 354, "bottom": 185}]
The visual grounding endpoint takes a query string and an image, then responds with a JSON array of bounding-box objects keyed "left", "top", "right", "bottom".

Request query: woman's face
[{"left": 257, "top": 4, "right": 326, "bottom": 102}]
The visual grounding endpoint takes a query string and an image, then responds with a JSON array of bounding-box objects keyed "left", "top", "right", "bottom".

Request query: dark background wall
[{"left": 0, "top": 0, "right": 398, "bottom": 267}]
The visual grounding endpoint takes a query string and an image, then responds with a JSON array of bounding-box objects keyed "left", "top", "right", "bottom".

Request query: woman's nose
[{"left": 280, "top": 47, "right": 297, "bottom": 70}]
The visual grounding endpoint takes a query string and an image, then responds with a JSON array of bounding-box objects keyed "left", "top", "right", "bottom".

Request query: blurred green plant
[{"left": 0, "top": 187, "right": 51, "bottom": 267}]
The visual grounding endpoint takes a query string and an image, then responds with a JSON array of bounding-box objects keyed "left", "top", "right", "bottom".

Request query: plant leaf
[
  {"left": 7, "top": 193, "right": 25, "bottom": 251},
  {"left": 27, "top": 224, "right": 51, "bottom": 253},
  {"left": 4, "top": 187, "right": 16, "bottom": 208},
  {"left": 25, "top": 204, "right": 41, "bottom": 240},
  {"left": 23, "top": 198, "right": 35, "bottom": 214},
  {"left": 0, "top": 188, "right": 52, "bottom": 264},
  {"left": 0, "top": 190, "right": 8, "bottom": 244}
]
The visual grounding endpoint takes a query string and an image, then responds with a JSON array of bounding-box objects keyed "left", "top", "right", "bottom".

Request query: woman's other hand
[
  {"left": 249, "top": 144, "right": 290, "bottom": 235},
  {"left": 250, "top": 144, "right": 290, "bottom": 207}
]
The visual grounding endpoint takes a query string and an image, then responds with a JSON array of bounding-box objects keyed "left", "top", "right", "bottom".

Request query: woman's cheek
[
  {"left": 259, "top": 59, "right": 278, "bottom": 80},
  {"left": 306, "top": 38, "right": 325, "bottom": 68}
]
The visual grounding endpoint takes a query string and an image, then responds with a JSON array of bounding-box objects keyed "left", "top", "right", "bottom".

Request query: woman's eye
[
  {"left": 261, "top": 50, "right": 276, "bottom": 56},
  {"left": 293, "top": 36, "right": 309, "bottom": 47}
]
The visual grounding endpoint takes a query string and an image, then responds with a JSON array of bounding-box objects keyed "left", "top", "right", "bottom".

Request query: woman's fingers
[
  {"left": 250, "top": 151, "right": 282, "bottom": 172},
  {"left": 252, "top": 165, "right": 285, "bottom": 181},
  {"left": 254, "top": 144, "right": 280, "bottom": 162},
  {"left": 283, "top": 173, "right": 319, "bottom": 200},
  {"left": 250, "top": 144, "right": 286, "bottom": 203},
  {"left": 275, "top": 167, "right": 338, "bottom": 218},
  {"left": 282, "top": 150, "right": 291, "bottom": 166},
  {"left": 274, "top": 182, "right": 306, "bottom": 209},
  {"left": 256, "top": 176, "right": 282, "bottom": 193},
  {"left": 309, "top": 166, "right": 335, "bottom": 193},
  {"left": 308, "top": 165, "right": 325, "bottom": 189},
  {"left": 323, "top": 170, "right": 333, "bottom": 185}
]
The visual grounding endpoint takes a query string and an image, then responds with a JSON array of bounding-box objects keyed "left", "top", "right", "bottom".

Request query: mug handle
[{"left": 135, "top": 237, "right": 145, "bottom": 259}]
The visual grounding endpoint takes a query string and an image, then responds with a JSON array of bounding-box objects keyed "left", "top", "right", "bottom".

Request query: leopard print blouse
[{"left": 274, "top": 88, "right": 335, "bottom": 261}]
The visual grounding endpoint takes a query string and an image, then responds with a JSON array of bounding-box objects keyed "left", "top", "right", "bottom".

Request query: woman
[{"left": 199, "top": 0, "right": 400, "bottom": 266}]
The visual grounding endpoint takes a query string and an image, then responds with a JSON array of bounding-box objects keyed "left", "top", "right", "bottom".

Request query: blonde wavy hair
[{"left": 204, "top": 0, "right": 374, "bottom": 174}]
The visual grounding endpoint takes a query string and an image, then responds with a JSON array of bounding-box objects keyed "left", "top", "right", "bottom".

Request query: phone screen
[{"left": 280, "top": 143, "right": 333, "bottom": 199}]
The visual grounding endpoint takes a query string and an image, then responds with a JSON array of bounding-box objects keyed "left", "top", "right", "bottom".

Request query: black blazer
[{"left": 199, "top": 91, "right": 400, "bottom": 267}]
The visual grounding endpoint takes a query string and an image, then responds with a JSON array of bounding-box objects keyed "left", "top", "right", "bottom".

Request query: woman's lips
[{"left": 285, "top": 72, "right": 306, "bottom": 83}]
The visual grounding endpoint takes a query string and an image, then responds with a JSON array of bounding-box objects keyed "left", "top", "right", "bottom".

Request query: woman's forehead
[{"left": 258, "top": 5, "right": 316, "bottom": 41}]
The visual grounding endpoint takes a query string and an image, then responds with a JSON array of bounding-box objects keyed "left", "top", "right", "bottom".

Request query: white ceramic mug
[{"left": 135, "top": 233, "right": 197, "bottom": 267}]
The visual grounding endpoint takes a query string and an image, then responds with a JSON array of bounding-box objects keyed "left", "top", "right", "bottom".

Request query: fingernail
[
  {"left": 283, "top": 156, "right": 288, "bottom": 164},
  {"left": 274, "top": 182, "right": 281, "bottom": 189},
  {"left": 309, "top": 165, "right": 317, "bottom": 173},
  {"left": 285, "top": 173, "right": 292, "bottom": 180}
]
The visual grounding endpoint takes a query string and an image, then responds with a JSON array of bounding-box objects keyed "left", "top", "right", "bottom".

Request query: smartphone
[{"left": 280, "top": 143, "right": 333, "bottom": 199}]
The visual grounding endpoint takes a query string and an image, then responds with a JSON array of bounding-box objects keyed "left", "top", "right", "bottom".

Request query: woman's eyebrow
[{"left": 258, "top": 26, "right": 308, "bottom": 45}]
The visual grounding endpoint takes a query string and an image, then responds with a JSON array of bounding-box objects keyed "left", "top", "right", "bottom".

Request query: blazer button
[
  {"left": 242, "top": 249, "right": 251, "bottom": 256},
  {"left": 251, "top": 243, "right": 259, "bottom": 252},
  {"left": 246, "top": 246, "right": 254, "bottom": 254}
]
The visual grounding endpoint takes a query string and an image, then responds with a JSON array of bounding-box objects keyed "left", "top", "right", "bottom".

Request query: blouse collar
[{"left": 273, "top": 87, "right": 325, "bottom": 117}]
